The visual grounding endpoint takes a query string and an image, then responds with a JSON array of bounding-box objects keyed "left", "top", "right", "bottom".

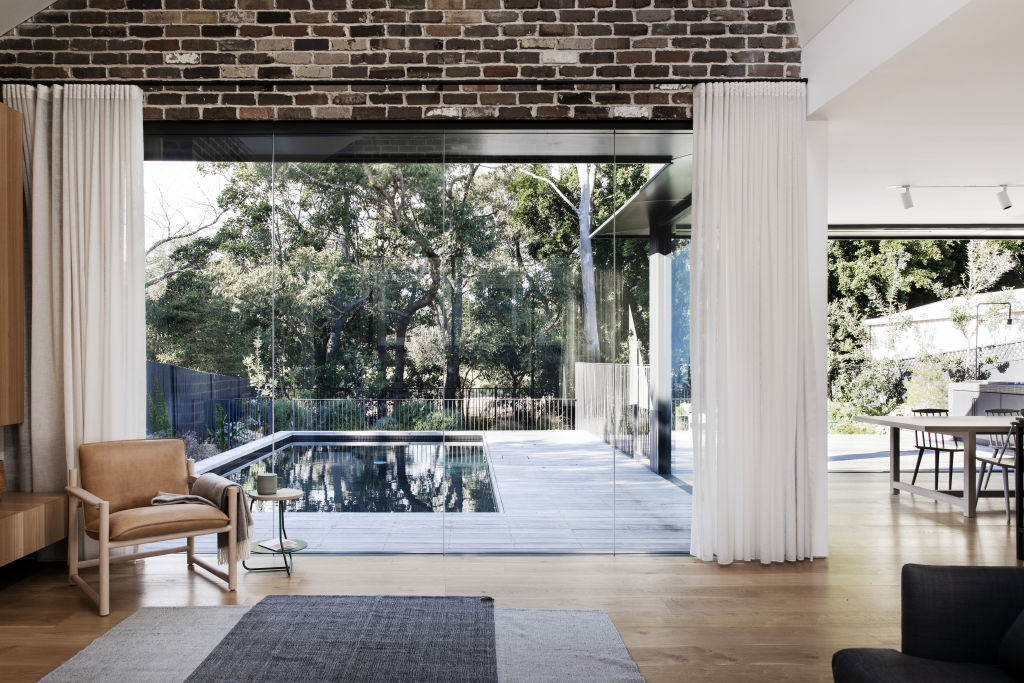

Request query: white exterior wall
[{"left": 864, "top": 291, "right": 1024, "bottom": 360}]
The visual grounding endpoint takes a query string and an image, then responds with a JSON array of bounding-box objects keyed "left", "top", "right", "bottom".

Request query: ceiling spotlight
[
  {"left": 900, "top": 185, "right": 913, "bottom": 210},
  {"left": 998, "top": 185, "right": 1013, "bottom": 211}
]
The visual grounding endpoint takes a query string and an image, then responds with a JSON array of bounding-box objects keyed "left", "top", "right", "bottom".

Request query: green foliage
[
  {"left": 905, "top": 358, "right": 949, "bottom": 410},
  {"left": 316, "top": 399, "right": 363, "bottom": 430},
  {"left": 146, "top": 270, "right": 255, "bottom": 377},
  {"left": 147, "top": 159, "right": 653, "bottom": 402},
  {"left": 827, "top": 239, "right": 1024, "bottom": 412},
  {"left": 372, "top": 416, "right": 398, "bottom": 430},
  {"left": 273, "top": 398, "right": 312, "bottom": 431},
  {"left": 412, "top": 408, "right": 463, "bottom": 431},
  {"left": 394, "top": 400, "right": 433, "bottom": 429},
  {"left": 147, "top": 379, "right": 172, "bottom": 437},
  {"left": 827, "top": 401, "right": 879, "bottom": 434},
  {"left": 207, "top": 404, "right": 232, "bottom": 451},
  {"left": 673, "top": 402, "right": 690, "bottom": 431},
  {"left": 831, "top": 359, "right": 909, "bottom": 417},
  {"left": 389, "top": 400, "right": 464, "bottom": 431}
]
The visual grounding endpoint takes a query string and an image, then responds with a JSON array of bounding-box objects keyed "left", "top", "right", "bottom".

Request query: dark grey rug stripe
[{"left": 185, "top": 595, "right": 498, "bottom": 683}]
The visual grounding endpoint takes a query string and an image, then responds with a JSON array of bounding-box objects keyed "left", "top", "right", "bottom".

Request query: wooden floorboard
[{"left": 0, "top": 472, "right": 1020, "bottom": 682}]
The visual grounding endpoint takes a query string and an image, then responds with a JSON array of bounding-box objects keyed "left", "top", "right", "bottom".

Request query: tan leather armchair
[{"left": 66, "top": 438, "right": 239, "bottom": 616}]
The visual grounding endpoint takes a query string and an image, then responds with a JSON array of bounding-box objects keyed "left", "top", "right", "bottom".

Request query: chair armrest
[
  {"left": 65, "top": 485, "right": 107, "bottom": 510},
  {"left": 186, "top": 477, "right": 240, "bottom": 493},
  {"left": 902, "top": 564, "right": 1024, "bottom": 663}
]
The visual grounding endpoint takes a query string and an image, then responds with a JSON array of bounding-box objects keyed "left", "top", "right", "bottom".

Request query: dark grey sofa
[{"left": 833, "top": 564, "right": 1024, "bottom": 682}]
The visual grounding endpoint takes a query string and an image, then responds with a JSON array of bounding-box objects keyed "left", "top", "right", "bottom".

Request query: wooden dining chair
[
  {"left": 976, "top": 408, "right": 1021, "bottom": 523},
  {"left": 910, "top": 408, "right": 962, "bottom": 490}
]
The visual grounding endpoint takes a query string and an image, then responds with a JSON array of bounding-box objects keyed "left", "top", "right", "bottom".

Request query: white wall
[
  {"left": 1, "top": 0, "right": 55, "bottom": 37},
  {"left": 866, "top": 295, "right": 1024, "bottom": 360}
]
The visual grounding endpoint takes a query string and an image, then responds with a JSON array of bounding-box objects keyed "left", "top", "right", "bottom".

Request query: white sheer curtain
[
  {"left": 690, "top": 81, "right": 827, "bottom": 564},
  {"left": 0, "top": 84, "right": 145, "bottom": 491}
]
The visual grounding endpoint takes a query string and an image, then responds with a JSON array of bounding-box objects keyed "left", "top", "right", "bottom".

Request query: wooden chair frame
[
  {"left": 977, "top": 408, "right": 1021, "bottom": 523},
  {"left": 910, "top": 408, "right": 963, "bottom": 490},
  {"left": 65, "top": 459, "right": 238, "bottom": 616}
]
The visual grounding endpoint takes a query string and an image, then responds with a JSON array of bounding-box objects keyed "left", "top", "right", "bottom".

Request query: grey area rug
[
  {"left": 41, "top": 606, "right": 250, "bottom": 683},
  {"left": 42, "top": 601, "right": 645, "bottom": 683},
  {"left": 187, "top": 595, "right": 497, "bottom": 682}
]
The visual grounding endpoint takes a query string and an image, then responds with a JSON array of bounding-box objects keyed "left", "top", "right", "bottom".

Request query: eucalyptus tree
[
  {"left": 435, "top": 163, "right": 500, "bottom": 399},
  {"left": 515, "top": 164, "right": 601, "bottom": 361},
  {"left": 361, "top": 163, "right": 447, "bottom": 398},
  {"left": 510, "top": 163, "right": 650, "bottom": 366}
]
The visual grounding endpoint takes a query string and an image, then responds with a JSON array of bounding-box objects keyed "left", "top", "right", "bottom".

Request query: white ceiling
[
  {"left": 790, "top": 0, "right": 853, "bottom": 46},
  {"left": 1, "top": 0, "right": 53, "bottom": 37},
  {"left": 814, "top": 0, "right": 1024, "bottom": 225}
]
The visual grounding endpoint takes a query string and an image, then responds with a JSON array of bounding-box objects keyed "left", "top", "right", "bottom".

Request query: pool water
[{"left": 227, "top": 441, "right": 497, "bottom": 513}]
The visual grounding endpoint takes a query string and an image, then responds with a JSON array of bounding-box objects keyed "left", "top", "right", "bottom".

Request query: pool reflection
[{"left": 228, "top": 442, "right": 497, "bottom": 513}]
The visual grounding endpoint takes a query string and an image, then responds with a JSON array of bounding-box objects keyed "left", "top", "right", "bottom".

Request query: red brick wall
[{"left": 0, "top": 0, "right": 800, "bottom": 121}]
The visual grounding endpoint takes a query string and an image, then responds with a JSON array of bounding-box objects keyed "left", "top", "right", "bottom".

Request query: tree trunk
[
  {"left": 391, "top": 254, "right": 441, "bottom": 398},
  {"left": 444, "top": 278, "right": 463, "bottom": 400},
  {"left": 392, "top": 319, "right": 413, "bottom": 399},
  {"left": 576, "top": 163, "right": 600, "bottom": 361},
  {"left": 325, "top": 295, "right": 364, "bottom": 363},
  {"left": 372, "top": 289, "right": 389, "bottom": 392}
]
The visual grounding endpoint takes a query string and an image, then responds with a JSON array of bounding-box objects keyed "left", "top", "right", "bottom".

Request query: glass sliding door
[
  {"left": 438, "top": 130, "right": 618, "bottom": 554},
  {"left": 268, "top": 131, "right": 448, "bottom": 553},
  {"left": 143, "top": 125, "right": 694, "bottom": 556},
  {"left": 607, "top": 131, "right": 693, "bottom": 554},
  {"left": 144, "top": 133, "right": 275, "bottom": 554},
  {"left": 144, "top": 133, "right": 275, "bottom": 457}
]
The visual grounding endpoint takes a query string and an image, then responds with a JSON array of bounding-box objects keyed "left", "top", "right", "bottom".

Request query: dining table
[{"left": 854, "top": 414, "right": 1017, "bottom": 518}]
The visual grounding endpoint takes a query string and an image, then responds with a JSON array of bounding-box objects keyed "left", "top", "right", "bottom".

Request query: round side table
[{"left": 243, "top": 488, "right": 307, "bottom": 575}]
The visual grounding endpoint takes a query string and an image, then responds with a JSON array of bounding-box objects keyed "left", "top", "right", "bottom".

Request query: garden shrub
[
  {"left": 414, "top": 408, "right": 463, "bottom": 431},
  {"left": 395, "top": 400, "right": 434, "bottom": 430},
  {"left": 147, "top": 378, "right": 172, "bottom": 437},
  {"left": 274, "top": 398, "right": 312, "bottom": 431},
  {"left": 319, "top": 399, "right": 362, "bottom": 430},
  {"left": 905, "top": 358, "right": 949, "bottom": 410},
  {"left": 373, "top": 416, "right": 398, "bottom": 430}
]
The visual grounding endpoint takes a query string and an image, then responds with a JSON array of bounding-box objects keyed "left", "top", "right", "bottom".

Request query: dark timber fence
[
  {"left": 147, "top": 361, "right": 577, "bottom": 453},
  {"left": 146, "top": 361, "right": 255, "bottom": 438}
]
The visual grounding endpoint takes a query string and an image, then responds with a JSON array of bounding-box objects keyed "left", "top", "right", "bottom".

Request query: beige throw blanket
[{"left": 152, "top": 473, "right": 253, "bottom": 564}]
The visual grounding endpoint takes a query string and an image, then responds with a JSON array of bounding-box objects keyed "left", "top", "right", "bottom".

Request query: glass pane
[
  {"left": 267, "top": 132, "right": 447, "bottom": 553},
  {"left": 144, "top": 126, "right": 695, "bottom": 557},
  {"left": 671, "top": 237, "right": 693, "bottom": 498},
  {"left": 439, "top": 131, "right": 617, "bottom": 554},
  {"left": 144, "top": 134, "right": 275, "bottom": 555},
  {"left": 145, "top": 135, "right": 275, "bottom": 455},
  {"left": 609, "top": 132, "right": 694, "bottom": 554}
]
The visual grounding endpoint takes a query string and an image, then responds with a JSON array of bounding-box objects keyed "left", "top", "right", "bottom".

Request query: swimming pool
[{"left": 224, "top": 440, "right": 498, "bottom": 513}]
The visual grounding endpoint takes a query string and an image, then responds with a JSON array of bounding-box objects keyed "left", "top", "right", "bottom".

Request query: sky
[{"left": 145, "top": 161, "right": 229, "bottom": 249}]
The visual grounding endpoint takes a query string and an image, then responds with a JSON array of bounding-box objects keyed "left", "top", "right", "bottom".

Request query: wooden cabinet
[
  {"left": 0, "top": 493, "right": 67, "bottom": 567},
  {"left": 0, "top": 103, "right": 24, "bottom": 426}
]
